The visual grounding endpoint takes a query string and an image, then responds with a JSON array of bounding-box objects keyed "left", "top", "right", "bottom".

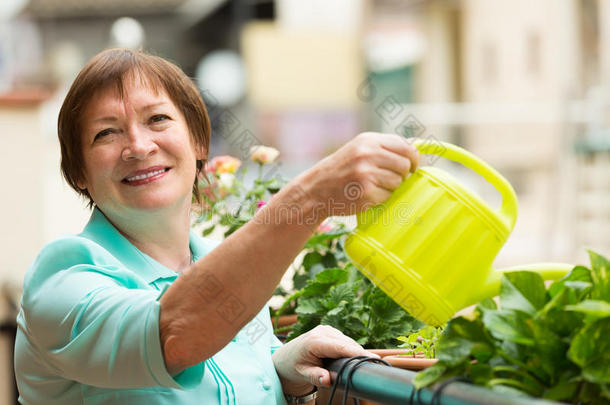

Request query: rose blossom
[
  {"left": 218, "top": 173, "right": 235, "bottom": 191},
  {"left": 249, "top": 146, "right": 280, "bottom": 165},
  {"left": 316, "top": 219, "right": 334, "bottom": 234},
  {"left": 206, "top": 155, "right": 242, "bottom": 175}
]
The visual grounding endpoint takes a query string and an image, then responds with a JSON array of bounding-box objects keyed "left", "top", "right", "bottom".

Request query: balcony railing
[{"left": 324, "top": 358, "right": 562, "bottom": 405}]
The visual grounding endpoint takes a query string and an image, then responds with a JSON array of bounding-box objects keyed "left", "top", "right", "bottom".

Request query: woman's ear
[{"left": 76, "top": 176, "right": 87, "bottom": 191}]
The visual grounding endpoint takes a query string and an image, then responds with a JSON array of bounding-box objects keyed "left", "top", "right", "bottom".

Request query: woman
[{"left": 14, "top": 48, "right": 419, "bottom": 405}]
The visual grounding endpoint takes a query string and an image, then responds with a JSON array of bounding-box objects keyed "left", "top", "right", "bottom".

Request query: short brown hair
[{"left": 58, "top": 48, "right": 211, "bottom": 208}]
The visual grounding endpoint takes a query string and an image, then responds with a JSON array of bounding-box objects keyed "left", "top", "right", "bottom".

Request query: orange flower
[{"left": 206, "top": 155, "right": 242, "bottom": 175}]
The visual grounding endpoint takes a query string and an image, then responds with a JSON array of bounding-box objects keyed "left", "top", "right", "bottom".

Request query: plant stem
[
  {"left": 487, "top": 378, "right": 539, "bottom": 396},
  {"left": 492, "top": 365, "right": 545, "bottom": 392},
  {"left": 496, "top": 349, "right": 547, "bottom": 385}
]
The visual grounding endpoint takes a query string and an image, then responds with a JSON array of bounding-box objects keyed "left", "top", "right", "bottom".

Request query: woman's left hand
[{"left": 271, "top": 325, "right": 378, "bottom": 396}]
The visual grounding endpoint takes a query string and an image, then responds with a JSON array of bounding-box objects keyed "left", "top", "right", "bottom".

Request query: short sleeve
[{"left": 19, "top": 237, "right": 204, "bottom": 390}]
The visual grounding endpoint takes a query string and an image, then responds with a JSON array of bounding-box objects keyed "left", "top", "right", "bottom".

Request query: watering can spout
[{"left": 465, "top": 262, "right": 574, "bottom": 308}]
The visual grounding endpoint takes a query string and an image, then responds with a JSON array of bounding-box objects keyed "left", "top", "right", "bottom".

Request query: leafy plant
[
  {"left": 193, "top": 152, "right": 286, "bottom": 238},
  {"left": 280, "top": 265, "right": 424, "bottom": 348},
  {"left": 414, "top": 250, "right": 610, "bottom": 405},
  {"left": 272, "top": 224, "right": 350, "bottom": 314},
  {"left": 396, "top": 326, "right": 443, "bottom": 359}
]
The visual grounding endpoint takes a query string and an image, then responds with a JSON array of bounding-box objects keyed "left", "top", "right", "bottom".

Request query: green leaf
[
  {"left": 577, "top": 381, "right": 610, "bottom": 405},
  {"left": 543, "top": 380, "right": 579, "bottom": 401},
  {"left": 322, "top": 253, "right": 338, "bottom": 268},
  {"left": 469, "top": 363, "right": 494, "bottom": 385},
  {"left": 500, "top": 271, "right": 548, "bottom": 315},
  {"left": 482, "top": 309, "right": 535, "bottom": 346},
  {"left": 202, "top": 225, "right": 215, "bottom": 236},
  {"left": 444, "top": 316, "right": 491, "bottom": 344},
  {"left": 470, "top": 342, "right": 495, "bottom": 363},
  {"left": 304, "top": 229, "right": 349, "bottom": 249},
  {"left": 539, "top": 285, "right": 586, "bottom": 336},
  {"left": 295, "top": 299, "right": 323, "bottom": 315},
  {"left": 413, "top": 362, "right": 449, "bottom": 388},
  {"left": 568, "top": 317, "right": 610, "bottom": 384},
  {"left": 302, "top": 251, "right": 323, "bottom": 270},
  {"left": 566, "top": 300, "right": 610, "bottom": 320},
  {"left": 292, "top": 273, "right": 309, "bottom": 290},
  {"left": 531, "top": 321, "right": 569, "bottom": 381},
  {"left": 549, "top": 265, "right": 592, "bottom": 298},
  {"left": 437, "top": 336, "right": 474, "bottom": 366},
  {"left": 313, "top": 268, "right": 348, "bottom": 285},
  {"left": 298, "top": 268, "right": 347, "bottom": 297},
  {"left": 589, "top": 250, "right": 610, "bottom": 301},
  {"left": 476, "top": 297, "right": 498, "bottom": 312}
]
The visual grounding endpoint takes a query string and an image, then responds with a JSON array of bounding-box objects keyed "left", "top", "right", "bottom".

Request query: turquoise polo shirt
[{"left": 15, "top": 208, "right": 286, "bottom": 405}]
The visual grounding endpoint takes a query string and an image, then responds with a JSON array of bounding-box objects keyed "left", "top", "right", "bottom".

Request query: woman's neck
[{"left": 100, "top": 203, "right": 193, "bottom": 273}]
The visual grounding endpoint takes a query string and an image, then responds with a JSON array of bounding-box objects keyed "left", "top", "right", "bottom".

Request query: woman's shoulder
[
  {"left": 23, "top": 234, "right": 123, "bottom": 293},
  {"left": 34, "top": 233, "right": 117, "bottom": 268}
]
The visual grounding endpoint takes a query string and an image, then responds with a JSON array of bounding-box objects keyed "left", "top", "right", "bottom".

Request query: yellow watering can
[{"left": 345, "top": 140, "right": 572, "bottom": 326}]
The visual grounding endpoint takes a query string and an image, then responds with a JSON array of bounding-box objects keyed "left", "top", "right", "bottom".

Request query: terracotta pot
[
  {"left": 366, "top": 348, "right": 415, "bottom": 358},
  {"left": 381, "top": 355, "right": 437, "bottom": 371},
  {"left": 273, "top": 314, "right": 298, "bottom": 328}
]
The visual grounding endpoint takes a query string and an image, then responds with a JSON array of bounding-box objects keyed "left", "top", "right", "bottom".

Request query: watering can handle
[{"left": 413, "top": 139, "right": 519, "bottom": 231}]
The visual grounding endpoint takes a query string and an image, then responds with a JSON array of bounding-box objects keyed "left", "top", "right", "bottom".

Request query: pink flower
[
  {"left": 206, "top": 155, "right": 242, "bottom": 175},
  {"left": 257, "top": 200, "right": 267, "bottom": 209},
  {"left": 316, "top": 220, "right": 334, "bottom": 234}
]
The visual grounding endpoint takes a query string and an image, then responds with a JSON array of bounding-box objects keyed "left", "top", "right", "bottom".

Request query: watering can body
[{"left": 345, "top": 140, "right": 571, "bottom": 326}]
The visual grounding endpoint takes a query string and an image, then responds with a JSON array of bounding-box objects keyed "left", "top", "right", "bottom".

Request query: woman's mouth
[{"left": 122, "top": 167, "right": 170, "bottom": 185}]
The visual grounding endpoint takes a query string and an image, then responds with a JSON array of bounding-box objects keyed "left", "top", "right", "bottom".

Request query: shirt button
[{"left": 262, "top": 379, "right": 272, "bottom": 390}]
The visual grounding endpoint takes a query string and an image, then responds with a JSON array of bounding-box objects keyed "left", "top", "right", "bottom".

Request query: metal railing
[{"left": 324, "top": 358, "right": 561, "bottom": 405}]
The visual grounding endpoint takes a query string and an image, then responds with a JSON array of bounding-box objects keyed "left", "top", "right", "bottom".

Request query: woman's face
[{"left": 78, "top": 76, "right": 204, "bottom": 217}]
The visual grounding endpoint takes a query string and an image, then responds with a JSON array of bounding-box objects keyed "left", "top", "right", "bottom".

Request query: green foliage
[
  {"left": 283, "top": 265, "right": 424, "bottom": 348},
  {"left": 396, "top": 325, "right": 443, "bottom": 359},
  {"left": 193, "top": 164, "right": 287, "bottom": 239},
  {"left": 414, "top": 251, "right": 610, "bottom": 405}
]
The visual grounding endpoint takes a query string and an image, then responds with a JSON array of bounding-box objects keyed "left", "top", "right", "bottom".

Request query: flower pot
[
  {"left": 366, "top": 348, "right": 414, "bottom": 358},
  {"left": 381, "top": 355, "right": 437, "bottom": 371},
  {"left": 273, "top": 314, "right": 298, "bottom": 328}
]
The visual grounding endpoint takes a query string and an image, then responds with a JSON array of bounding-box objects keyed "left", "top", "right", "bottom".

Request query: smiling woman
[
  {"left": 13, "top": 48, "right": 421, "bottom": 405},
  {"left": 77, "top": 80, "right": 202, "bottom": 214},
  {"left": 57, "top": 49, "right": 210, "bottom": 211}
]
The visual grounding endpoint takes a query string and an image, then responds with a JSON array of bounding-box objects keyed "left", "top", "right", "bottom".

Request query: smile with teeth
[{"left": 124, "top": 168, "right": 169, "bottom": 183}]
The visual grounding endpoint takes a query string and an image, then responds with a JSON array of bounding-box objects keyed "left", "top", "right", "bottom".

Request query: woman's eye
[
  {"left": 94, "top": 128, "right": 114, "bottom": 140},
  {"left": 150, "top": 114, "right": 170, "bottom": 123}
]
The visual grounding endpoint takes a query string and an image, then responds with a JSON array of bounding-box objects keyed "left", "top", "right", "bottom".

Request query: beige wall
[
  {"left": 456, "top": 0, "right": 585, "bottom": 265},
  {"left": 0, "top": 97, "right": 90, "bottom": 405},
  {"left": 461, "top": 0, "right": 581, "bottom": 102},
  {"left": 241, "top": 22, "right": 365, "bottom": 110}
]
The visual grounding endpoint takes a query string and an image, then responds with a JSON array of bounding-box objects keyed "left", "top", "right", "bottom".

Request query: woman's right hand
[{"left": 296, "top": 132, "right": 419, "bottom": 219}]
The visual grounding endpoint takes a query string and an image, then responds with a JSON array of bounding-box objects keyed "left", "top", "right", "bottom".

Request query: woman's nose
[{"left": 121, "top": 126, "right": 158, "bottom": 160}]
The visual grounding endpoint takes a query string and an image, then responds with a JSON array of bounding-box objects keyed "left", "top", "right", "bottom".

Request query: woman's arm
[{"left": 158, "top": 133, "right": 419, "bottom": 375}]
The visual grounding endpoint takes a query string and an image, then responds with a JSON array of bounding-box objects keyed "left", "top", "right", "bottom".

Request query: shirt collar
[{"left": 79, "top": 207, "right": 218, "bottom": 284}]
